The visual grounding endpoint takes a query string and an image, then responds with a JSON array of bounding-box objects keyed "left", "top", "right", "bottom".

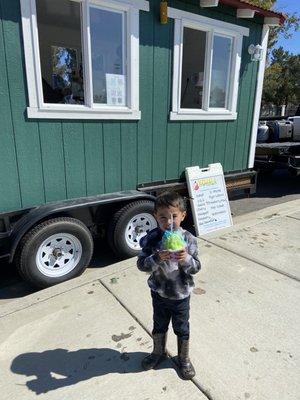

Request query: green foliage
[
  {"left": 262, "top": 47, "right": 300, "bottom": 107},
  {"left": 248, "top": 1, "right": 300, "bottom": 109},
  {"left": 247, "top": 0, "right": 299, "bottom": 53},
  {"left": 268, "top": 13, "right": 300, "bottom": 53},
  {"left": 246, "top": 0, "right": 275, "bottom": 9}
]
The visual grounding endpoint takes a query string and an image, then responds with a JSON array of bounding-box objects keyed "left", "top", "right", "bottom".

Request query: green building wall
[{"left": 0, "top": 0, "right": 262, "bottom": 213}]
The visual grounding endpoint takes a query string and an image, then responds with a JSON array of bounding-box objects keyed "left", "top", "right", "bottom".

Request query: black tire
[
  {"left": 15, "top": 217, "right": 93, "bottom": 288},
  {"left": 108, "top": 200, "right": 156, "bottom": 259}
]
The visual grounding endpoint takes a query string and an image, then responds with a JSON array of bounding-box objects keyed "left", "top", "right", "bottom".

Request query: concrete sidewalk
[{"left": 0, "top": 200, "right": 299, "bottom": 400}]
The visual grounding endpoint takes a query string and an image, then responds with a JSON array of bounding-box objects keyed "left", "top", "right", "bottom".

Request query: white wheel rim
[
  {"left": 125, "top": 213, "right": 157, "bottom": 250},
  {"left": 36, "top": 233, "right": 82, "bottom": 278}
]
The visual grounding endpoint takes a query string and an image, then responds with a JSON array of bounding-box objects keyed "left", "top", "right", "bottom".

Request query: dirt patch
[{"left": 111, "top": 332, "right": 132, "bottom": 342}]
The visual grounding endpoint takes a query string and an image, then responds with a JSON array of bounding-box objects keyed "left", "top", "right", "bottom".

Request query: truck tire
[
  {"left": 108, "top": 200, "right": 157, "bottom": 258},
  {"left": 16, "top": 217, "right": 93, "bottom": 288}
]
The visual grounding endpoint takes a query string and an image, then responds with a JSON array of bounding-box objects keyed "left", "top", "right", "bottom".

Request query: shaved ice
[{"left": 162, "top": 230, "right": 186, "bottom": 251}]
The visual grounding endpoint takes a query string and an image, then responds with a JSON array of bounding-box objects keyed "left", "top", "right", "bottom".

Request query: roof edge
[{"left": 219, "top": 0, "right": 285, "bottom": 25}]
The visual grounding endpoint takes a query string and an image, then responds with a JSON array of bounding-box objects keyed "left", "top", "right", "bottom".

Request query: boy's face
[{"left": 154, "top": 205, "right": 186, "bottom": 232}]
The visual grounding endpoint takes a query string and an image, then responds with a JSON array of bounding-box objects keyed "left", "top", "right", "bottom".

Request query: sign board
[
  {"left": 106, "top": 73, "right": 126, "bottom": 106},
  {"left": 185, "top": 163, "right": 232, "bottom": 236}
]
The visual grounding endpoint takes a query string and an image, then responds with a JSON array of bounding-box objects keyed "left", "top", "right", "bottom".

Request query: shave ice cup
[{"left": 161, "top": 230, "right": 186, "bottom": 261}]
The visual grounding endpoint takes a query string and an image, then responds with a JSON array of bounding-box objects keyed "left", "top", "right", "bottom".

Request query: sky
[{"left": 273, "top": 0, "right": 300, "bottom": 54}]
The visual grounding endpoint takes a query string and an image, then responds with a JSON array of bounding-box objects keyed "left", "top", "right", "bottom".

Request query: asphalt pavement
[
  {"left": 229, "top": 169, "right": 300, "bottom": 217},
  {"left": 0, "top": 199, "right": 299, "bottom": 400}
]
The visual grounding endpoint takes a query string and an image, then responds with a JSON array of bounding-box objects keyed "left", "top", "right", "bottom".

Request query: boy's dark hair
[{"left": 154, "top": 191, "right": 186, "bottom": 212}]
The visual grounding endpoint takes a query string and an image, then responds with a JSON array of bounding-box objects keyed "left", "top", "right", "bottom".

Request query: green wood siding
[
  {"left": 84, "top": 123, "right": 105, "bottom": 196},
  {"left": 0, "top": 0, "right": 262, "bottom": 213},
  {"left": 39, "top": 122, "right": 67, "bottom": 202}
]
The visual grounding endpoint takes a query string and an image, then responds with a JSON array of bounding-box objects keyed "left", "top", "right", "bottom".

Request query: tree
[
  {"left": 247, "top": 0, "right": 299, "bottom": 54},
  {"left": 248, "top": 1, "right": 300, "bottom": 114},
  {"left": 262, "top": 48, "right": 300, "bottom": 113}
]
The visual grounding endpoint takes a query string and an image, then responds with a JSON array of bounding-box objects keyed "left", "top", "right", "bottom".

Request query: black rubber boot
[
  {"left": 141, "top": 333, "right": 167, "bottom": 370},
  {"left": 177, "top": 337, "right": 196, "bottom": 380}
]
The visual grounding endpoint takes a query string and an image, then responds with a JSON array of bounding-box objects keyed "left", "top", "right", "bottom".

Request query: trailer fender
[{"left": 9, "top": 191, "right": 155, "bottom": 262}]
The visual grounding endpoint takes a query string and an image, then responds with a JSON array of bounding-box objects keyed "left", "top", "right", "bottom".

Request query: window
[
  {"left": 21, "top": 0, "right": 149, "bottom": 120},
  {"left": 209, "top": 35, "right": 232, "bottom": 109},
  {"left": 90, "top": 7, "right": 125, "bottom": 105},
  {"left": 169, "top": 8, "right": 249, "bottom": 121},
  {"left": 181, "top": 28, "right": 206, "bottom": 110}
]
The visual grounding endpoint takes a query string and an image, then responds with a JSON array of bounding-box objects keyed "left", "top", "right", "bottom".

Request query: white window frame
[
  {"left": 168, "top": 7, "right": 249, "bottom": 121},
  {"left": 20, "top": 0, "right": 149, "bottom": 120}
]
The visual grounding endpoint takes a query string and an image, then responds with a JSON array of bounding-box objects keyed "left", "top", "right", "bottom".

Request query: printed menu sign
[
  {"left": 106, "top": 74, "right": 126, "bottom": 106},
  {"left": 185, "top": 163, "right": 232, "bottom": 236}
]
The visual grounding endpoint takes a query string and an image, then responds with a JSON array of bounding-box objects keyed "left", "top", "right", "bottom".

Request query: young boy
[{"left": 137, "top": 191, "right": 201, "bottom": 380}]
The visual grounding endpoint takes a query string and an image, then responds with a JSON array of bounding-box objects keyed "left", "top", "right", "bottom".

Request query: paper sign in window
[{"left": 106, "top": 74, "right": 126, "bottom": 106}]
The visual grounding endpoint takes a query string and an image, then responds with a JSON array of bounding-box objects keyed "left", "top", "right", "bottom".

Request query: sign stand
[{"left": 185, "top": 163, "right": 233, "bottom": 236}]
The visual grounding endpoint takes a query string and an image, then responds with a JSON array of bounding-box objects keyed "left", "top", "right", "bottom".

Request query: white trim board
[
  {"left": 237, "top": 9, "right": 255, "bottom": 19},
  {"left": 168, "top": 7, "right": 249, "bottom": 37},
  {"left": 170, "top": 112, "right": 237, "bottom": 121},
  {"left": 248, "top": 24, "right": 269, "bottom": 168},
  {"left": 200, "top": 0, "right": 219, "bottom": 7},
  {"left": 264, "top": 17, "right": 280, "bottom": 26},
  {"left": 20, "top": 0, "right": 149, "bottom": 120},
  {"left": 73, "top": 0, "right": 149, "bottom": 12},
  {"left": 27, "top": 107, "right": 141, "bottom": 120},
  {"left": 170, "top": 13, "right": 244, "bottom": 121}
]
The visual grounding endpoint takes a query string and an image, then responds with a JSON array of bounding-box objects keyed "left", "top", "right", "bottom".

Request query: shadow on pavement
[
  {"left": 255, "top": 169, "right": 300, "bottom": 198},
  {"left": 11, "top": 348, "right": 174, "bottom": 394},
  {"left": 0, "top": 238, "right": 119, "bottom": 301},
  {"left": 229, "top": 169, "right": 300, "bottom": 217}
]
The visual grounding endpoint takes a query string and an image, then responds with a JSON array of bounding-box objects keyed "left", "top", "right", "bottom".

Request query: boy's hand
[
  {"left": 174, "top": 249, "right": 188, "bottom": 262},
  {"left": 157, "top": 250, "right": 171, "bottom": 261}
]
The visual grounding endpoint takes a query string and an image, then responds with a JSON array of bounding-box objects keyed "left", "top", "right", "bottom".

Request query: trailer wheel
[
  {"left": 16, "top": 217, "right": 93, "bottom": 288},
  {"left": 108, "top": 200, "right": 157, "bottom": 258}
]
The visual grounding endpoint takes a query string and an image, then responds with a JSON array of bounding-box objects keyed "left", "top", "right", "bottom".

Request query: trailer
[
  {"left": 255, "top": 142, "right": 300, "bottom": 174},
  {"left": 255, "top": 116, "right": 300, "bottom": 174},
  {"left": 0, "top": 0, "right": 284, "bottom": 287}
]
